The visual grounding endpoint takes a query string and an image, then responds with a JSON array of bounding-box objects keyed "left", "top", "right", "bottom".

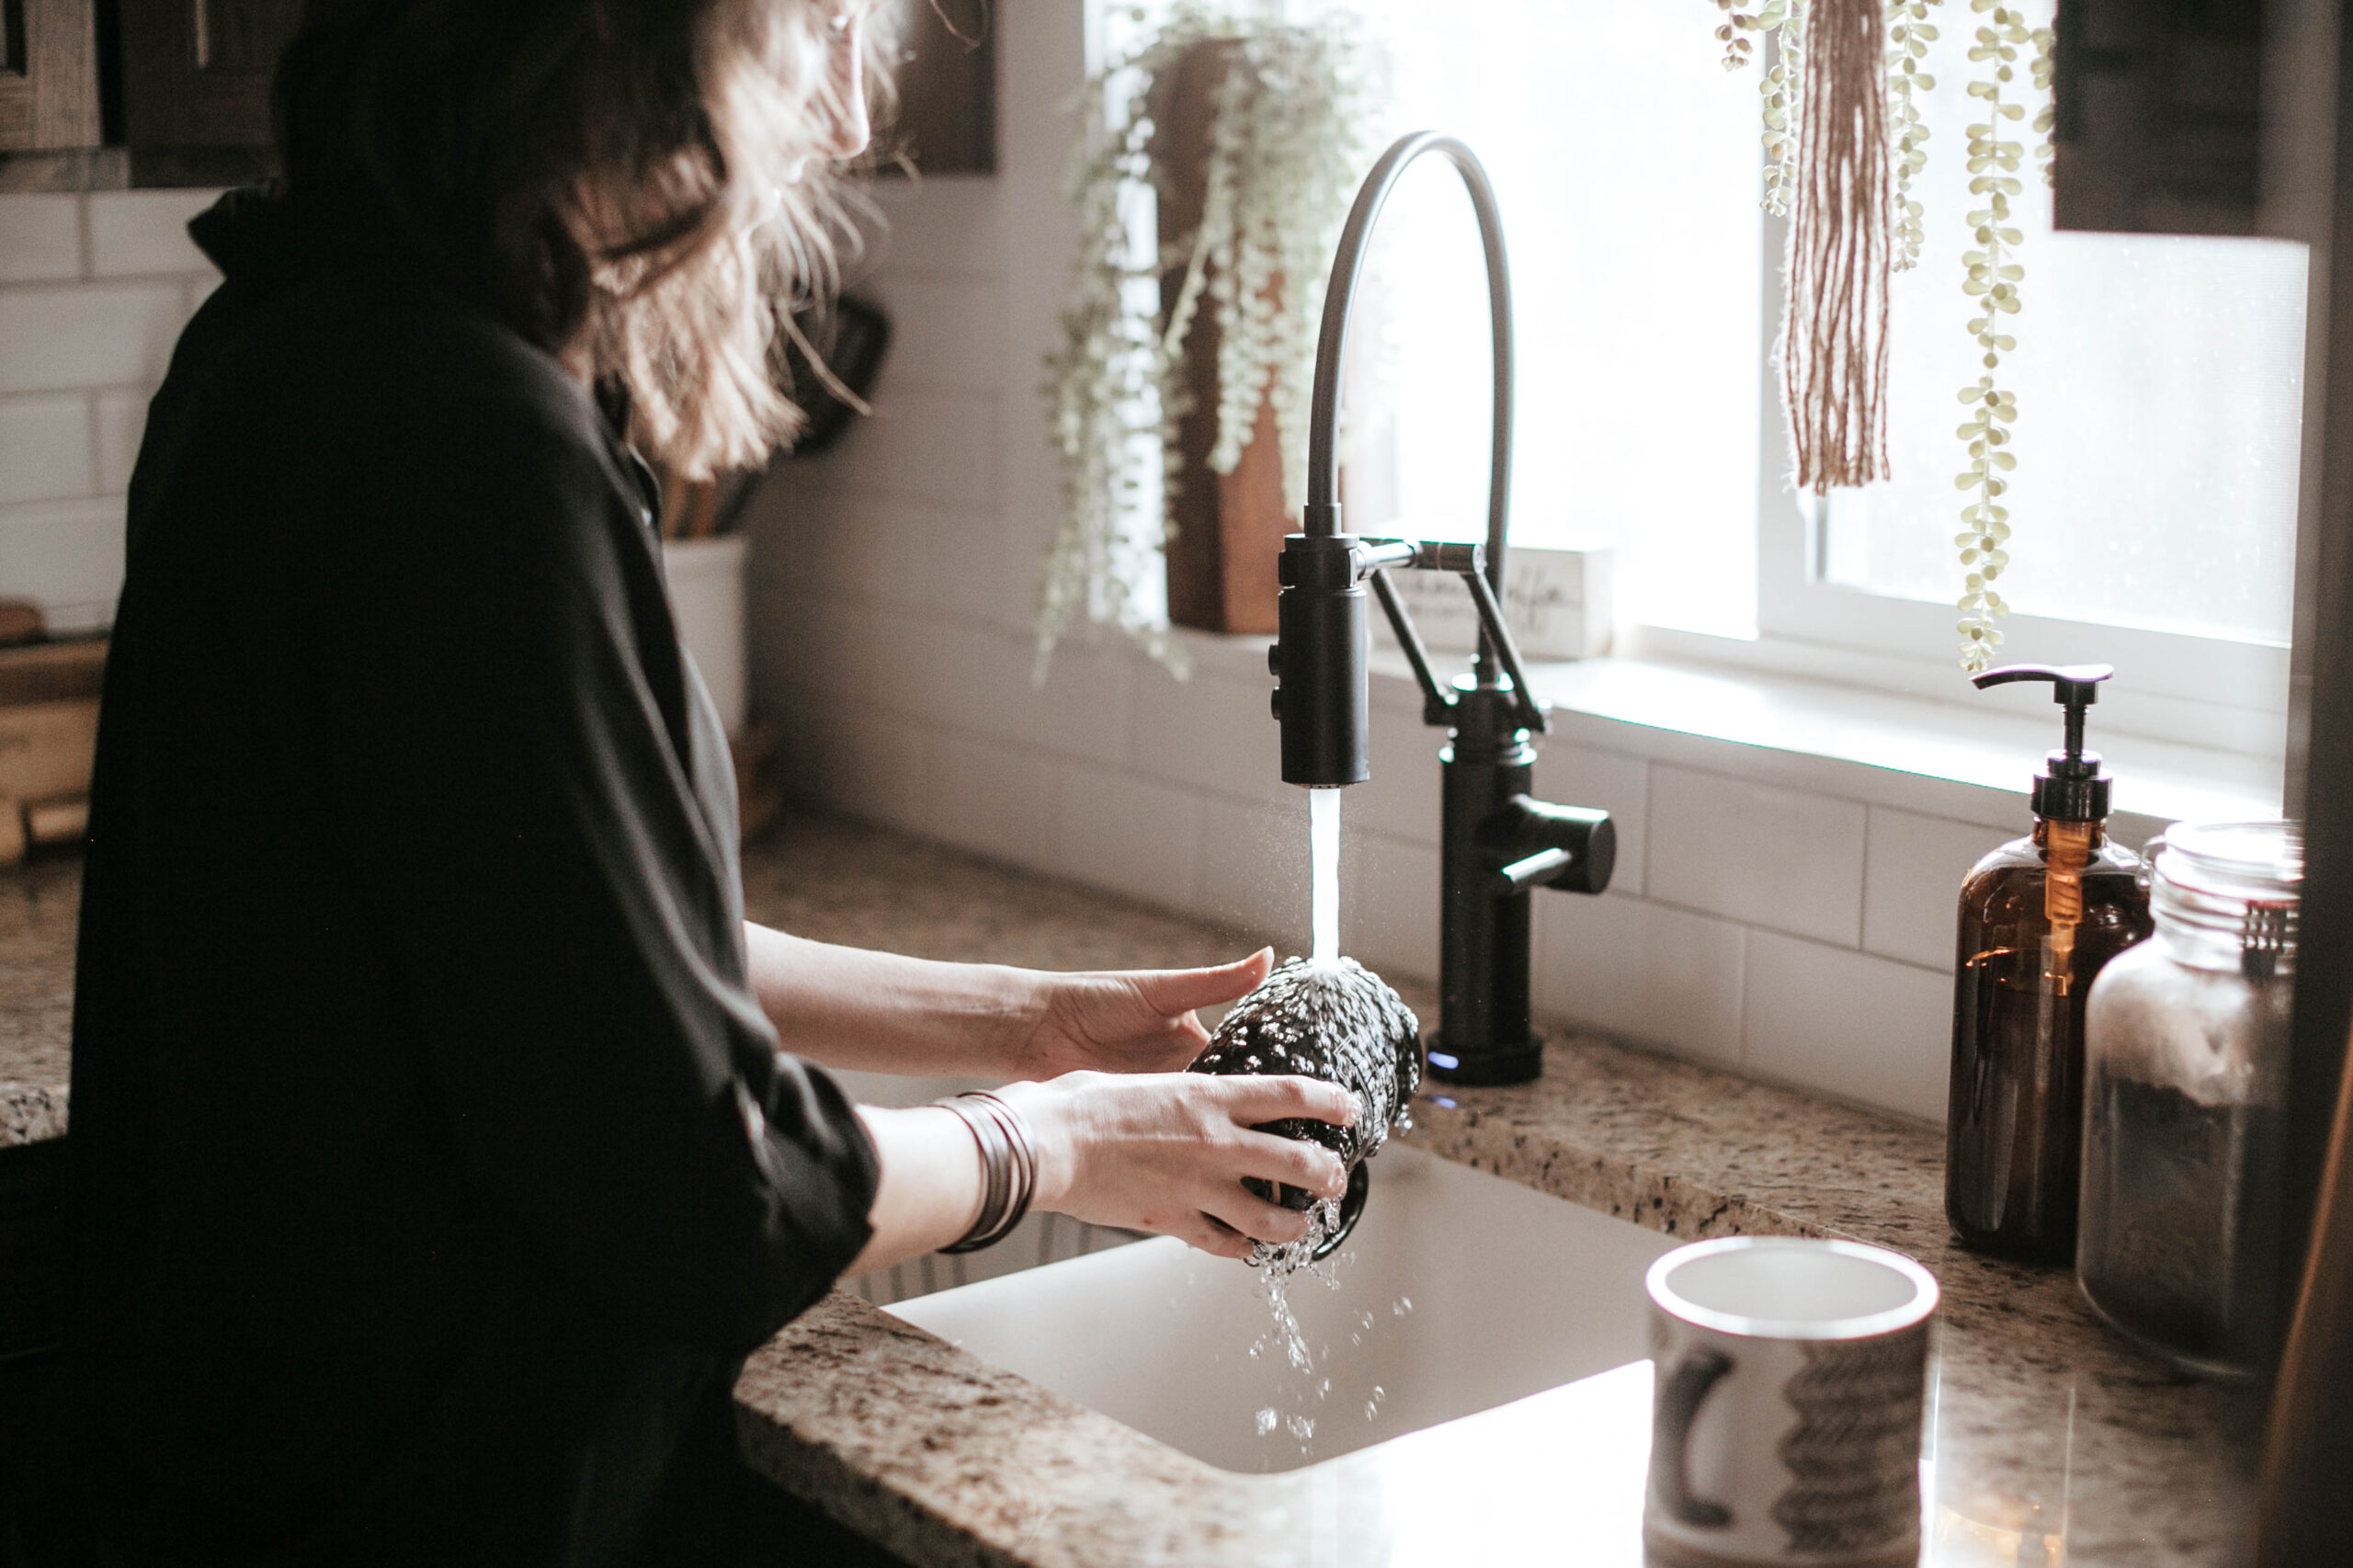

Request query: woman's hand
[
  {"left": 1004, "top": 949, "right": 1274, "bottom": 1079},
  {"left": 995, "top": 1070, "right": 1353, "bottom": 1260}
]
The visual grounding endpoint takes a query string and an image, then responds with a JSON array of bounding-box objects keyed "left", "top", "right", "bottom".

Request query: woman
[{"left": 31, "top": 3, "right": 1350, "bottom": 1564}]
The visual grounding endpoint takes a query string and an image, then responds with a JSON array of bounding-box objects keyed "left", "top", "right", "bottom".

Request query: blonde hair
[{"left": 278, "top": 0, "right": 900, "bottom": 479}]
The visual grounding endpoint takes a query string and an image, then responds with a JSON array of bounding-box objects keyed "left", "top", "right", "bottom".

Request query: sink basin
[{"left": 886, "top": 1143, "right": 1677, "bottom": 1474}]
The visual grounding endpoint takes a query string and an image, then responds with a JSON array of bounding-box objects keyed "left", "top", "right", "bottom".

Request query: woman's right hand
[{"left": 995, "top": 1072, "right": 1358, "bottom": 1260}]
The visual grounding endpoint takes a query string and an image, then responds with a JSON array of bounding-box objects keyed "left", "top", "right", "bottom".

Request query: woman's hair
[{"left": 277, "top": 0, "right": 895, "bottom": 478}]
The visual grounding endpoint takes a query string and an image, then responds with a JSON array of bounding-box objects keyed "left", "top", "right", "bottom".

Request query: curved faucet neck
[{"left": 1304, "top": 131, "right": 1515, "bottom": 679}]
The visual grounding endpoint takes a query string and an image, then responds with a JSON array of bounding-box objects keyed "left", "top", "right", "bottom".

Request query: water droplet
[
  {"left": 1392, "top": 1296, "right": 1413, "bottom": 1316},
  {"left": 1286, "top": 1414, "right": 1316, "bottom": 1441},
  {"left": 1256, "top": 1407, "right": 1279, "bottom": 1436}
]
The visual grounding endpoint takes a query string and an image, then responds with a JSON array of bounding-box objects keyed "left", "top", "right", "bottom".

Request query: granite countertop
[
  {"left": 0, "top": 854, "right": 76, "bottom": 1145},
  {"left": 2, "top": 816, "right": 2264, "bottom": 1564}
]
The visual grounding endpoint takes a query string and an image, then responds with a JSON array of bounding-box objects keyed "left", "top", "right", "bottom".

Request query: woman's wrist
[{"left": 987, "top": 1078, "right": 1076, "bottom": 1212}]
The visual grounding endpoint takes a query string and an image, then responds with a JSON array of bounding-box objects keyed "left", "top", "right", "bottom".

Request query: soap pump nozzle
[{"left": 1972, "top": 662, "right": 2114, "bottom": 824}]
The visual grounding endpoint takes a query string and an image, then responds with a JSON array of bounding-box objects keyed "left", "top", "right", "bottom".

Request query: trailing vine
[
  {"left": 1710, "top": 0, "right": 1806, "bottom": 215},
  {"left": 1950, "top": 1, "right": 2050, "bottom": 672},
  {"left": 1887, "top": 1, "right": 1941, "bottom": 270},
  {"left": 1038, "top": 2, "right": 1366, "bottom": 677}
]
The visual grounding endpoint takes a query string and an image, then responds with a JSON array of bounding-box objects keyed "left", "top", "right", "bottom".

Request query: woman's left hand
[{"left": 1006, "top": 948, "right": 1273, "bottom": 1079}]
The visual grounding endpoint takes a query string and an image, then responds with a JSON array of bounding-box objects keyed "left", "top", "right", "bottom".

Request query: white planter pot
[{"left": 661, "top": 534, "right": 749, "bottom": 735}]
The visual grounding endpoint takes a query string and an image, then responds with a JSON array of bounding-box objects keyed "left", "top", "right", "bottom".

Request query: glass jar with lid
[{"left": 2077, "top": 820, "right": 2301, "bottom": 1376}]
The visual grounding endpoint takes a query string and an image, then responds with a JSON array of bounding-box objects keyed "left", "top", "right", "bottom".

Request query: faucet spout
[{"left": 1268, "top": 132, "right": 1616, "bottom": 1087}]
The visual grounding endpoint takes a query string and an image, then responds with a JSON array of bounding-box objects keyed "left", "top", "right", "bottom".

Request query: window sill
[{"left": 1169, "top": 626, "right": 2284, "bottom": 837}]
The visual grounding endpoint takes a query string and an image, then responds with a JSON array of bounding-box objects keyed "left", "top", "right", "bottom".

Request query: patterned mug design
[{"left": 1643, "top": 1238, "right": 1938, "bottom": 1568}]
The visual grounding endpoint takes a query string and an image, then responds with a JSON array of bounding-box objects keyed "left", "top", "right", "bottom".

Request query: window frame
[{"left": 1617, "top": 207, "right": 2297, "bottom": 763}]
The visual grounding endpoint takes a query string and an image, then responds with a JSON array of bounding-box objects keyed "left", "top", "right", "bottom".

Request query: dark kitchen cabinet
[
  {"left": 0, "top": 0, "right": 101, "bottom": 151},
  {"left": 0, "top": 1138, "right": 67, "bottom": 1542},
  {"left": 113, "top": 0, "right": 301, "bottom": 181},
  {"left": 887, "top": 0, "right": 995, "bottom": 176}
]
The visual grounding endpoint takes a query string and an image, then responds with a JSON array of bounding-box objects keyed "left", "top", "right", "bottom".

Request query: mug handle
[{"left": 1654, "top": 1348, "right": 1735, "bottom": 1528}]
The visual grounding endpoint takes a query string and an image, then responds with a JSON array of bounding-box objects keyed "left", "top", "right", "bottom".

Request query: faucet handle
[{"left": 1479, "top": 795, "right": 1616, "bottom": 896}]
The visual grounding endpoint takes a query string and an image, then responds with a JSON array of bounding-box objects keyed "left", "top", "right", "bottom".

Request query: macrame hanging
[{"left": 1779, "top": 0, "right": 1893, "bottom": 494}]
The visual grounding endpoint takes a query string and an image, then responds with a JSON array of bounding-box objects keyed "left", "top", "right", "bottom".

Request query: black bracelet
[{"left": 937, "top": 1091, "right": 1038, "bottom": 1254}]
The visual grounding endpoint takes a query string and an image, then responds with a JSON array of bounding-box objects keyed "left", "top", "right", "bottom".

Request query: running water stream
[
  {"left": 1187, "top": 787, "right": 1421, "bottom": 1455},
  {"left": 1310, "top": 786, "right": 1340, "bottom": 968}
]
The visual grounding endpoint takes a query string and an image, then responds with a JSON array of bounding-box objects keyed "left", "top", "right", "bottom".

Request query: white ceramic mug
[{"left": 1643, "top": 1237, "right": 1938, "bottom": 1568}]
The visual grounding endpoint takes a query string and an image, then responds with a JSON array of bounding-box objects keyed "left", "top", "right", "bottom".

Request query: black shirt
[{"left": 51, "top": 190, "right": 877, "bottom": 1567}]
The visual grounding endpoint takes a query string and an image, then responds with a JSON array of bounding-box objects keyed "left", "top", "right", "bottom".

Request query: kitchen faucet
[{"left": 1267, "top": 131, "right": 1615, "bottom": 1087}]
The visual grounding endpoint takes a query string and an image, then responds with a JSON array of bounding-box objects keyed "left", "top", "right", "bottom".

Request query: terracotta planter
[{"left": 1152, "top": 40, "right": 1291, "bottom": 637}]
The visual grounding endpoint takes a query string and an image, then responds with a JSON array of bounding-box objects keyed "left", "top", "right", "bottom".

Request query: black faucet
[{"left": 1267, "top": 131, "right": 1614, "bottom": 1087}]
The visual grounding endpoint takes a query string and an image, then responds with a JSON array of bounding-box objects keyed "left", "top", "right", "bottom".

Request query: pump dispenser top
[{"left": 1971, "top": 662, "right": 2113, "bottom": 823}]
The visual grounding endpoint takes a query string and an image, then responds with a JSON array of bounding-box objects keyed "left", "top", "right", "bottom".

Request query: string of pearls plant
[
  {"left": 1887, "top": 0, "right": 1940, "bottom": 270},
  {"left": 1038, "top": 2, "right": 1367, "bottom": 676},
  {"left": 1952, "top": 1, "right": 2052, "bottom": 672},
  {"left": 1710, "top": 0, "right": 1805, "bottom": 216}
]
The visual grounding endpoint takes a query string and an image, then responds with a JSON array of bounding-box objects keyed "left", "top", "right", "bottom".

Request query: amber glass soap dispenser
[{"left": 1948, "top": 664, "right": 2152, "bottom": 1265}]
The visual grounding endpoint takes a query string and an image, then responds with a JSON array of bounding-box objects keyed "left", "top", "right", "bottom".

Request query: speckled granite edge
[
  {"left": 2, "top": 1082, "right": 64, "bottom": 1146},
  {"left": 736, "top": 1293, "right": 1290, "bottom": 1568},
  {"left": 5, "top": 818, "right": 2268, "bottom": 1563},
  {"left": 1400, "top": 1043, "right": 2265, "bottom": 1567},
  {"left": 737, "top": 1028, "right": 2264, "bottom": 1568}
]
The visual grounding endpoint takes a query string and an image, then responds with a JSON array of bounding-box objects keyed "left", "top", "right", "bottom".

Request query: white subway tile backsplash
[
  {"left": 0, "top": 495, "right": 125, "bottom": 628},
  {"left": 867, "top": 179, "right": 1005, "bottom": 279},
  {"left": 866, "top": 275, "right": 1006, "bottom": 393},
  {"left": 968, "top": 631, "right": 1134, "bottom": 767},
  {"left": 1347, "top": 830, "right": 1441, "bottom": 985},
  {"left": 0, "top": 284, "right": 188, "bottom": 395},
  {"left": 87, "top": 189, "right": 222, "bottom": 278},
  {"left": 1534, "top": 746, "right": 1651, "bottom": 897},
  {"left": 1742, "top": 931, "right": 1949, "bottom": 1123},
  {"left": 1190, "top": 794, "right": 1302, "bottom": 942},
  {"left": 840, "top": 603, "right": 959, "bottom": 722},
  {"left": 1053, "top": 765, "right": 1201, "bottom": 910},
  {"left": 1647, "top": 765, "right": 1867, "bottom": 946},
  {"left": 922, "top": 730, "right": 1060, "bottom": 869},
  {"left": 782, "top": 700, "right": 929, "bottom": 831},
  {"left": 1348, "top": 704, "right": 1444, "bottom": 846},
  {"left": 1862, "top": 808, "right": 2010, "bottom": 971},
  {"left": 0, "top": 196, "right": 84, "bottom": 282},
  {"left": 1128, "top": 667, "right": 1290, "bottom": 807},
  {"left": 1533, "top": 892, "right": 1746, "bottom": 1070},
  {"left": 0, "top": 395, "right": 96, "bottom": 506},
  {"left": 92, "top": 388, "right": 153, "bottom": 494},
  {"left": 794, "top": 387, "right": 999, "bottom": 510}
]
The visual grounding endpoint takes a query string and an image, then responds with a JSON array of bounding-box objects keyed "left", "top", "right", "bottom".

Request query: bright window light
[
  {"left": 1815, "top": 6, "right": 2304, "bottom": 647},
  {"left": 1336, "top": 0, "right": 1762, "bottom": 637}
]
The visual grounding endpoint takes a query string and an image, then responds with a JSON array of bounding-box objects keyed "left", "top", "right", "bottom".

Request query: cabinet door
[
  {"left": 119, "top": 0, "right": 303, "bottom": 150},
  {"left": 889, "top": 0, "right": 994, "bottom": 175},
  {"left": 0, "top": 0, "right": 100, "bottom": 151}
]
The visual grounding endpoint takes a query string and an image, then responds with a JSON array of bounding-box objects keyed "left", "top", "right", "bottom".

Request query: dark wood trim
[
  {"left": 0, "top": 0, "right": 100, "bottom": 153},
  {"left": 1152, "top": 39, "right": 1290, "bottom": 637},
  {"left": 878, "top": 0, "right": 995, "bottom": 176},
  {"left": 2262, "top": 3, "right": 2353, "bottom": 1563},
  {"left": 117, "top": 0, "right": 286, "bottom": 152}
]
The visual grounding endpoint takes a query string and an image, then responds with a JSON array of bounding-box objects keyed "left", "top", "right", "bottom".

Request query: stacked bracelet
[{"left": 936, "top": 1091, "right": 1038, "bottom": 1254}]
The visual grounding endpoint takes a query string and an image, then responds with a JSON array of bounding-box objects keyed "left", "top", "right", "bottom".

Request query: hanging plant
[
  {"left": 1951, "top": 1, "right": 2052, "bottom": 672},
  {"left": 1710, "top": 1, "right": 1805, "bottom": 217},
  {"left": 1038, "top": 2, "right": 1368, "bottom": 678},
  {"left": 1887, "top": 0, "right": 1941, "bottom": 270},
  {"left": 1706, "top": 0, "right": 2058, "bottom": 671}
]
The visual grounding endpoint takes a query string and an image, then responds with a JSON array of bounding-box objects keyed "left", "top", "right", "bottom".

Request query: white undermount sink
[{"left": 887, "top": 1143, "right": 1677, "bottom": 1474}]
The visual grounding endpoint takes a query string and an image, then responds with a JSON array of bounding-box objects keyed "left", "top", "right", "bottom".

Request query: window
[
  {"left": 1333, "top": 0, "right": 2302, "bottom": 755},
  {"left": 1334, "top": 0, "right": 1761, "bottom": 638},
  {"left": 1098, "top": 0, "right": 2303, "bottom": 755}
]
